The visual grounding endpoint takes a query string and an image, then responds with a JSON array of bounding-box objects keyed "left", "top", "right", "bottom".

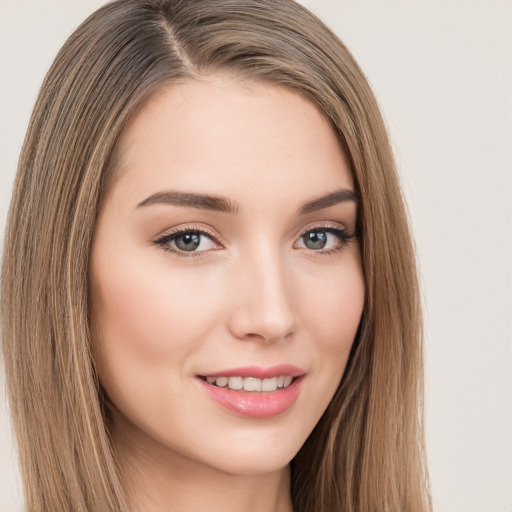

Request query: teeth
[
  {"left": 262, "top": 377, "right": 278, "bottom": 391},
  {"left": 205, "top": 375, "right": 295, "bottom": 391},
  {"left": 244, "top": 377, "right": 262, "bottom": 391},
  {"left": 215, "top": 376, "right": 228, "bottom": 388},
  {"left": 228, "top": 376, "right": 243, "bottom": 390}
]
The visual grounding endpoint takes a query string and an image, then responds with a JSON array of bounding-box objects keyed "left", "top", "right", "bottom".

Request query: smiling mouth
[
  {"left": 199, "top": 375, "right": 295, "bottom": 392},
  {"left": 197, "top": 368, "right": 304, "bottom": 418}
]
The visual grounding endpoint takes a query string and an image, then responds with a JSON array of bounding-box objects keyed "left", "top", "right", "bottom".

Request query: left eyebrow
[{"left": 298, "top": 189, "right": 359, "bottom": 215}]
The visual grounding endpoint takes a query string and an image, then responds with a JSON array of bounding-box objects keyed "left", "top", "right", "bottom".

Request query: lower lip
[{"left": 197, "top": 377, "right": 304, "bottom": 419}]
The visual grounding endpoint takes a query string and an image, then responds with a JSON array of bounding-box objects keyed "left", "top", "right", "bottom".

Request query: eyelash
[
  {"left": 153, "top": 223, "right": 357, "bottom": 259},
  {"left": 297, "top": 224, "right": 357, "bottom": 256},
  {"left": 153, "top": 226, "right": 221, "bottom": 258}
]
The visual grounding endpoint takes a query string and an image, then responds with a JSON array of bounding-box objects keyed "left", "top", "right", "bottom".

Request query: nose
[{"left": 227, "top": 247, "right": 298, "bottom": 344}]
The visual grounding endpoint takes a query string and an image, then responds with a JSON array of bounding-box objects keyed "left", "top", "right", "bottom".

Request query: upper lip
[{"left": 199, "top": 364, "right": 306, "bottom": 379}]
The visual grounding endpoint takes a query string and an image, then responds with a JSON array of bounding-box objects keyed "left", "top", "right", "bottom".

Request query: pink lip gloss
[{"left": 197, "top": 365, "right": 305, "bottom": 418}]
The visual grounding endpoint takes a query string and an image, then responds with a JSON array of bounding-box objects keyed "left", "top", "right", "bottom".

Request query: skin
[{"left": 89, "top": 76, "right": 365, "bottom": 512}]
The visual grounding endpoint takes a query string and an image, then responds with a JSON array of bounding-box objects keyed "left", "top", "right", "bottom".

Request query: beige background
[{"left": 1, "top": 1, "right": 511, "bottom": 511}]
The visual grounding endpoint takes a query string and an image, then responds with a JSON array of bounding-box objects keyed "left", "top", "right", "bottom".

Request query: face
[{"left": 89, "top": 76, "right": 365, "bottom": 477}]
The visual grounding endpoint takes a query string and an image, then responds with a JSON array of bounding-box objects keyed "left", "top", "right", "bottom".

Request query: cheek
[
  {"left": 89, "top": 250, "right": 221, "bottom": 388},
  {"left": 301, "top": 257, "right": 365, "bottom": 351},
  {"left": 298, "top": 255, "right": 365, "bottom": 397},
  {"left": 280, "top": 255, "right": 364, "bottom": 445}
]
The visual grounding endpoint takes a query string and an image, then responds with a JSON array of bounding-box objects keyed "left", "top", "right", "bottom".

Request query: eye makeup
[
  {"left": 153, "top": 225, "right": 224, "bottom": 258},
  {"left": 294, "top": 223, "right": 357, "bottom": 256},
  {"left": 152, "top": 221, "right": 357, "bottom": 259}
]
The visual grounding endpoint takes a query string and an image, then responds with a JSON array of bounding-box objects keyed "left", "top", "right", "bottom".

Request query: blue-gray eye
[
  {"left": 174, "top": 232, "right": 201, "bottom": 251},
  {"left": 303, "top": 230, "right": 327, "bottom": 250},
  {"left": 156, "top": 230, "right": 217, "bottom": 254},
  {"left": 295, "top": 226, "right": 353, "bottom": 252}
]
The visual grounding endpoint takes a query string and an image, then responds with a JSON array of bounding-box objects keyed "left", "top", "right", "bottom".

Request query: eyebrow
[
  {"left": 298, "top": 189, "right": 359, "bottom": 214},
  {"left": 136, "top": 191, "right": 239, "bottom": 214},
  {"left": 135, "top": 188, "right": 358, "bottom": 215}
]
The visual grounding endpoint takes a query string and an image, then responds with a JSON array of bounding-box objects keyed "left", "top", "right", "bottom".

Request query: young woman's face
[{"left": 89, "top": 76, "right": 365, "bottom": 476}]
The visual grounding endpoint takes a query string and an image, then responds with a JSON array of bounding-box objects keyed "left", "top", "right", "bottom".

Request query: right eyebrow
[{"left": 136, "top": 191, "right": 240, "bottom": 215}]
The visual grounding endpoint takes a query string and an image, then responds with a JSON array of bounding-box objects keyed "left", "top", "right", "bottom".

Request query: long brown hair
[{"left": 1, "top": 1, "right": 431, "bottom": 510}]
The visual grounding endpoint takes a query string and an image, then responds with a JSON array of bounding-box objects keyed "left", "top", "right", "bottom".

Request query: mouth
[
  {"left": 196, "top": 365, "right": 305, "bottom": 418},
  {"left": 199, "top": 375, "right": 295, "bottom": 392}
]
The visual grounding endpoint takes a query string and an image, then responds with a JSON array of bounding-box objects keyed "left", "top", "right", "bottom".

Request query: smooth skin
[{"left": 89, "top": 76, "right": 365, "bottom": 512}]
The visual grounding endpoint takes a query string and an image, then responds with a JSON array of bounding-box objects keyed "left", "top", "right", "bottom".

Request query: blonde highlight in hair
[{"left": 1, "top": 1, "right": 431, "bottom": 510}]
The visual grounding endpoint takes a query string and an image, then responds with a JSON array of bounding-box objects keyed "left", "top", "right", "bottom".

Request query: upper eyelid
[
  {"left": 152, "top": 227, "right": 222, "bottom": 258},
  {"left": 152, "top": 220, "right": 355, "bottom": 250},
  {"left": 155, "top": 220, "right": 347, "bottom": 238},
  {"left": 154, "top": 225, "right": 222, "bottom": 244},
  {"left": 296, "top": 221, "right": 349, "bottom": 237}
]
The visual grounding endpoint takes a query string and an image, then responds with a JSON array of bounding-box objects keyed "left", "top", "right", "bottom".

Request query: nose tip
[{"left": 227, "top": 259, "right": 297, "bottom": 344}]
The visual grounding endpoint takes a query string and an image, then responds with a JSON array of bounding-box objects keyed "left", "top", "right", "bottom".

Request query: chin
[
  {"left": 203, "top": 426, "right": 309, "bottom": 475},
  {"left": 204, "top": 448, "right": 297, "bottom": 477}
]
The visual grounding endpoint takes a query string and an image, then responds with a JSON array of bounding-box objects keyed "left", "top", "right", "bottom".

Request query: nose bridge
[{"left": 228, "top": 241, "right": 297, "bottom": 343}]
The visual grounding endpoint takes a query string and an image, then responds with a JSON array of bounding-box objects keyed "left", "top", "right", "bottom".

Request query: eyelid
[
  {"left": 152, "top": 224, "right": 224, "bottom": 257},
  {"left": 151, "top": 220, "right": 357, "bottom": 258},
  {"left": 154, "top": 224, "right": 222, "bottom": 242},
  {"left": 293, "top": 221, "right": 357, "bottom": 254},
  {"left": 296, "top": 220, "right": 351, "bottom": 238}
]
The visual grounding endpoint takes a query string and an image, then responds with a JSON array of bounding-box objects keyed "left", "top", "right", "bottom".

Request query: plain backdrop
[{"left": 1, "top": 1, "right": 511, "bottom": 511}]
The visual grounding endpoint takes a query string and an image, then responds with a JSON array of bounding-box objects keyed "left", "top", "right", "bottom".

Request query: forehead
[{"left": 109, "top": 75, "right": 353, "bottom": 210}]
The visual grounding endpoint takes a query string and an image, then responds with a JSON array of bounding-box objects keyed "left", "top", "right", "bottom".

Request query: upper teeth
[{"left": 205, "top": 376, "right": 294, "bottom": 391}]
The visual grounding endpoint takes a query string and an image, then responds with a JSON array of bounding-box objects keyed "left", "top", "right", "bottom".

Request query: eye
[
  {"left": 154, "top": 228, "right": 220, "bottom": 256},
  {"left": 301, "top": 230, "right": 330, "bottom": 250},
  {"left": 294, "top": 226, "right": 355, "bottom": 253}
]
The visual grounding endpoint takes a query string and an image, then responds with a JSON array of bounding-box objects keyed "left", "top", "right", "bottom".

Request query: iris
[{"left": 303, "top": 230, "right": 327, "bottom": 250}]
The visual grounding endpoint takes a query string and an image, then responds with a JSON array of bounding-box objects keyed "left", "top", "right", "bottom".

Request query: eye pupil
[
  {"left": 304, "top": 230, "right": 327, "bottom": 250},
  {"left": 175, "top": 233, "right": 201, "bottom": 251}
]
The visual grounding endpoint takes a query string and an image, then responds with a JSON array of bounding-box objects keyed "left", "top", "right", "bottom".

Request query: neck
[{"left": 111, "top": 416, "right": 294, "bottom": 512}]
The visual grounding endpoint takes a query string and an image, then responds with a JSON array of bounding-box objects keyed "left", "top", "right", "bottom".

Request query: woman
[{"left": 1, "top": 0, "right": 431, "bottom": 511}]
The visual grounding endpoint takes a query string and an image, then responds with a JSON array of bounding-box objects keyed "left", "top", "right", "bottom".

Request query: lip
[
  {"left": 197, "top": 365, "right": 306, "bottom": 419},
  {"left": 200, "top": 364, "right": 305, "bottom": 379}
]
